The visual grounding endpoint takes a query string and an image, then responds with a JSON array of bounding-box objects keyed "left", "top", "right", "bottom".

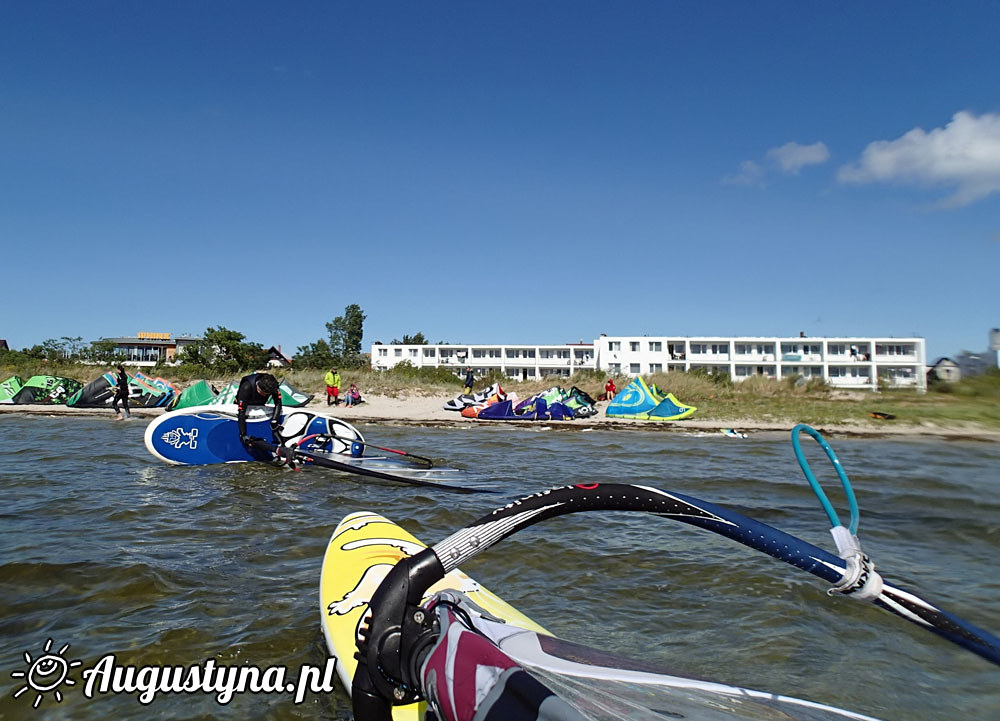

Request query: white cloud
[
  {"left": 838, "top": 111, "right": 1000, "bottom": 207},
  {"left": 724, "top": 140, "right": 829, "bottom": 187},
  {"left": 765, "top": 141, "right": 830, "bottom": 173},
  {"left": 722, "top": 160, "right": 765, "bottom": 187}
]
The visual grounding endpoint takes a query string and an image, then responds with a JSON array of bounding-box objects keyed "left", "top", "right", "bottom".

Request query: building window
[
  {"left": 423, "top": 348, "right": 435, "bottom": 357},
  {"left": 609, "top": 341, "right": 620, "bottom": 351},
  {"left": 650, "top": 363, "right": 662, "bottom": 373},
  {"left": 630, "top": 342, "right": 640, "bottom": 351},
  {"left": 394, "top": 348, "right": 402, "bottom": 357},
  {"left": 609, "top": 363, "right": 621, "bottom": 372},
  {"left": 649, "top": 341, "right": 662, "bottom": 352},
  {"left": 690, "top": 344, "right": 707, "bottom": 354},
  {"left": 629, "top": 363, "right": 640, "bottom": 374}
]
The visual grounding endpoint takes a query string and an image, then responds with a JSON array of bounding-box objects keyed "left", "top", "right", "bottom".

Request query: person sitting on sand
[
  {"left": 604, "top": 378, "right": 617, "bottom": 402},
  {"left": 344, "top": 383, "right": 362, "bottom": 407}
]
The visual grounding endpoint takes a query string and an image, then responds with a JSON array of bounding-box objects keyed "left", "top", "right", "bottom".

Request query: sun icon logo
[{"left": 11, "top": 638, "right": 83, "bottom": 709}]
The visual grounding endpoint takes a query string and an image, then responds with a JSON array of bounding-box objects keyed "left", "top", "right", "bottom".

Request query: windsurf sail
[
  {"left": 170, "top": 379, "right": 220, "bottom": 409},
  {"left": 0, "top": 375, "right": 24, "bottom": 403},
  {"left": 414, "top": 590, "right": 882, "bottom": 721},
  {"left": 210, "top": 379, "right": 314, "bottom": 407},
  {"left": 67, "top": 370, "right": 176, "bottom": 408},
  {"left": 474, "top": 384, "right": 594, "bottom": 421},
  {"left": 66, "top": 372, "right": 118, "bottom": 407},
  {"left": 444, "top": 383, "right": 505, "bottom": 411},
  {"left": 131, "top": 372, "right": 176, "bottom": 407},
  {"left": 606, "top": 376, "right": 696, "bottom": 420},
  {"left": 348, "top": 428, "right": 1000, "bottom": 721},
  {"left": 11, "top": 375, "right": 83, "bottom": 404}
]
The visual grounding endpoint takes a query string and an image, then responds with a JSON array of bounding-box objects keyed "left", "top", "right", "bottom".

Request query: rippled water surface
[{"left": 2, "top": 415, "right": 998, "bottom": 720}]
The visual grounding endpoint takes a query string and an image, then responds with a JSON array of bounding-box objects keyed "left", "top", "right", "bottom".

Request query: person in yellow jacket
[{"left": 324, "top": 368, "right": 341, "bottom": 406}]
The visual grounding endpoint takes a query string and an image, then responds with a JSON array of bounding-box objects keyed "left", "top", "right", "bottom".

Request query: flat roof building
[
  {"left": 101, "top": 332, "right": 203, "bottom": 366},
  {"left": 372, "top": 334, "right": 927, "bottom": 391}
]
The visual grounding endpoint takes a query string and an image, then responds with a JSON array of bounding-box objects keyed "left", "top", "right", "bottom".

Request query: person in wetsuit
[
  {"left": 236, "top": 372, "right": 282, "bottom": 447},
  {"left": 112, "top": 365, "right": 130, "bottom": 420}
]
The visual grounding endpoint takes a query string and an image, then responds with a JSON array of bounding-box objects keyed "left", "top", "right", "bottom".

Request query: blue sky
[{"left": 2, "top": 2, "right": 998, "bottom": 361}]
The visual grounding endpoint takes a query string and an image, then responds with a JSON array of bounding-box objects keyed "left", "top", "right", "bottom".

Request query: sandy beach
[{"left": 3, "top": 392, "right": 999, "bottom": 441}]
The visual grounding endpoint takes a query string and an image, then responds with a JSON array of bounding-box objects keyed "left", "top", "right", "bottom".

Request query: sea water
[{"left": 1, "top": 415, "right": 998, "bottom": 720}]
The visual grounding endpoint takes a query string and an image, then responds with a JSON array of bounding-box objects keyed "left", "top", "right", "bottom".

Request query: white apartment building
[
  {"left": 597, "top": 335, "right": 926, "bottom": 391},
  {"left": 370, "top": 334, "right": 927, "bottom": 391},
  {"left": 371, "top": 342, "right": 595, "bottom": 381}
]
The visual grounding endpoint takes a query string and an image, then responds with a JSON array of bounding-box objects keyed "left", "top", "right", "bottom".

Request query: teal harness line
[{"left": 791, "top": 424, "right": 860, "bottom": 535}]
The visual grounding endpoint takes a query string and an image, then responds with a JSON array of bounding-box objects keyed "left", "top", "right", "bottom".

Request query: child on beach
[{"left": 344, "top": 383, "right": 362, "bottom": 407}]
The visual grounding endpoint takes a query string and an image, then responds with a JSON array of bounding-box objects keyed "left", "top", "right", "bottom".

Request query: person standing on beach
[
  {"left": 324, "top": 367, "right": 341, "bottom": 406},
  {"left": 112, "top": 365, "right": 130, "bottom": 420},
  {"left": 236, "top": 372, "right": 282, "bottom": 446},
  {"left": 463, "top": 367, "right": 475, "bottom": 394}
]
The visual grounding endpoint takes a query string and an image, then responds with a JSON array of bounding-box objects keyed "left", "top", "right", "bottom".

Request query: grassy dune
[{"left": 3, "top": 361, "right": 999, "bottom": 430}]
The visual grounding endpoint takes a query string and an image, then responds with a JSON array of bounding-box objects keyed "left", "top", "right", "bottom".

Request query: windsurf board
[
  {"left": 144, "top": 404, "right": 363, "bottom": 465},
  {"left": 319, "top": 511, "right": 548, "bottom": 719}
]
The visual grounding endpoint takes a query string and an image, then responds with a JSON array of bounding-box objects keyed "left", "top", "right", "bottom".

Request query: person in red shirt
[{"left": 604, "top": 378, "right": 617, "bottom": 401}]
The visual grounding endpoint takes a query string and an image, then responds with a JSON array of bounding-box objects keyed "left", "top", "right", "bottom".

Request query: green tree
[
  {"left": 391, "top": 332, "right": 428, "bottom": 345},
  {"left": 326, "top": 304, "right": 367, "bottom": 366},
  {"left": 178, "top": 326, "right": 268, "bottom": 373},
  {"left": 22, "top": 344, "right": 46, "bottom": 360},
  {"left": 39, "top": 338, "right": 68, "bottom": 361},
  {"left": 60, "top": 336, "right": 85, "bottom": 359},
  {"left": 86, "top": 339, "right": 121, "bottom": 363},
  {"left": 294, "top": 339, "right": 336, "bottom": 369}
]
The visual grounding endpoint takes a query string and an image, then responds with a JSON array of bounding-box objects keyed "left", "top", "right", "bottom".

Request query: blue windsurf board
[{"left": 144, "top": 404, "right": 364, "bottom": 465}]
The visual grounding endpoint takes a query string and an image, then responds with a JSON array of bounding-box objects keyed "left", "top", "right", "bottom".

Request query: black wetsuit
[
  {"left": 236, "top": 373, "right": 282, "bottom": 442},
  {"left": 112, "top": 369, "right": 130, "bottom": 417}
]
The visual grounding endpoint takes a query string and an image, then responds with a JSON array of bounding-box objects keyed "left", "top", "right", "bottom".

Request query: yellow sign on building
[{"left": 137, "top": 332, "right": 171, "bottom": 340}]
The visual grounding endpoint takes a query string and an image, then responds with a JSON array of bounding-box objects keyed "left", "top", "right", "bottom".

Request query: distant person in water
[
  {"left": 236, "top": 372, "right": 282, "bottom": 447},
  {"left": 112, "top": 365, "right": 130, "bottom": 420},
  {"left": 463, "top": 367, "right": 475, "bottom": 394},
  {"left": 604, "top": 378, "right": 617, "bottom": 402}
]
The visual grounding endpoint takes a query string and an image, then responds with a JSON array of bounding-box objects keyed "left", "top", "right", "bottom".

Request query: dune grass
[{"left": 3, "top": 360, "right": 998, "bottom": 429}]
